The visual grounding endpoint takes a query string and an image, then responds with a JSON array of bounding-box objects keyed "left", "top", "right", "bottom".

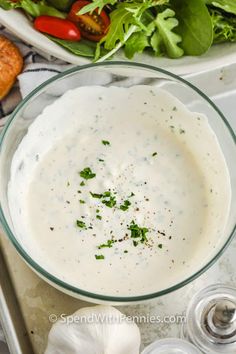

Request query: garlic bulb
[{"left": 45, "top": 305, "right": 141, "bottom": 354}]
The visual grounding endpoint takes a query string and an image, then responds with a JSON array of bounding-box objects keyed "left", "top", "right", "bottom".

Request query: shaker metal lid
[
  {"left": 204, "top": 299, "right": 236, "bottom": 342},
  {"left": 183, "top": 284, "right": 236, "bottom": 353}
]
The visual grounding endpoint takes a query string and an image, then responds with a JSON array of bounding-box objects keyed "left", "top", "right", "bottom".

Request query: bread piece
[{"left": 0, "top": 35, "right": 23, "bottom": 100}]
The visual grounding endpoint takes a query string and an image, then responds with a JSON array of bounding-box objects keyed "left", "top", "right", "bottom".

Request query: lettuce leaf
[
  {"left": 79, "top": 0, "right": 168, "bottom": 15},
  {"left": 151, "top": 8, "right": 183, "bottom": 58},
  {"left": 96, "top": 0, "right": 181, "bottom": 61},
  {"left": 78, "top": 0, "right": 117, "bottom": 15},
  {"left": 0, "top": 0, "right": 65, "bottom": 17},
  {"left": 47, "top": 36, "right": 102, "bottom": 57},
  {"left": 210, "top": 9, "right": 236, "bottom": 43},
  {"left": 124, "top": 31, "right": 149, "bottom": 58},
  {"left": 22, "top": 0, "right": 66, "bottom": 17},
  {"left": 102, "top": 3, "right": 137, "bottom": 50},
  {"left": 0, "top": 0, "right": 15, "bottom": 10},
  {"left": 95, "top": 0, "right": 154, "bottom": 60},
  {"left": 171, "top": 0, "right": 213, "bottom": 56},
  {"left": 101, "top": 1, "right": 156, "bottom": 51},
  {"left": 206, "top": 0, "right": 236, "bottom": 15},
  {"left": 47, "top": 0, "right": 74, "bottom": 11}
]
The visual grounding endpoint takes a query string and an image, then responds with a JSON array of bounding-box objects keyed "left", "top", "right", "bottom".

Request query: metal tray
[{"left": 0, "top": 64, "right": 236, "bottom": 354}]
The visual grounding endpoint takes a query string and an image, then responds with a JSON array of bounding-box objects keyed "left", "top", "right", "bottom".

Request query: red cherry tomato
[
  {"left": 68, "top": 0, "right": 110, "bottom": 42},
  {"left": 34, "top": 16, "right": 81, "bottom": 41}
]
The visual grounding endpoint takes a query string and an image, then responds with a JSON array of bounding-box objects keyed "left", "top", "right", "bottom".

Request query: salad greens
[
  {"left": 210, "top": 9, "right": 236, "bottom": 43},
  {"left": 0, "top": 0, "right": 65, "bottom": 17},
  {"left": 172, "top": 0, "right": 213, "bottom": 55},
  {"left": 150, "top": 8, "right": 183, "bottom": 58},
  {"left": 47, "top": 0, "right": 74, "bottom": 11},
  {"left": 47, "top": 35, "right": 99, "bottom": 57},
  {"left": 206, "top": 0, "right": 236, "bottom": 15},
  {"left": 1, "top": 0, "right": 236, "bottom": 60},
  {"left": 124, "top": 31, "right": 149, "bottom": 59}
]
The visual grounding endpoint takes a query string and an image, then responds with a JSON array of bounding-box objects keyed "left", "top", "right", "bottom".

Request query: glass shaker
[
  {"left": 182, "top": 284, "right": 236, "bottom": 353},
  {"left": 141, "top": 338, "right": 200, "bottom": 353}
]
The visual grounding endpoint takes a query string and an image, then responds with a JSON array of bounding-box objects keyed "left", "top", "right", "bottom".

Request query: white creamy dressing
[{"left": 8, "top": 86, "right": 231, "bottom": 296}]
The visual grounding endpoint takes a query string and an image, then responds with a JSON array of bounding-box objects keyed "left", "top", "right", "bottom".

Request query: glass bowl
[{"left": 0, "top": 62, "right": 235, "bottom": 304}]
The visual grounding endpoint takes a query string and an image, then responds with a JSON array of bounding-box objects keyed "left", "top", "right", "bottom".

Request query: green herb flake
[
  {"left": 102, "top": 140, "right": 110, "bottom": 146},
  {"left": 120, "top": 199, "right": 131, "bottom": 211},
  {"left": 90, "top": 192, "right": 103, "bottom": 199},
  {"left": 102, "top": 195, "right": 116, "bottom": 208},
  {"left": 79, "top": 167, "right": 96, "bottom": 180},
  {"left": 98, "top": 158, "right": 104, "bottom": 162},
  {"left": 79, "top": 200, "right": 85, "bottom": 204},
  {"left": 128, "top": 221, "right": 149, "bottom": 245},
  {"left": 158, "top": 244, "right": 163, "bottom": 249},
  {"left": 103, "top": 191, "right": 111, "bottom": 197},
  {"left": 90, "top": 190, "right": 117, "bottom": 208},
  {"left": 76, "top": 220, "right": 86, "bottom": 229},
  {"left": 98, "top": 239, "right": 115, "bottom": 249},
  {"left": 152, "top": 152, "right": 158, "bottom": 157},
  {"left": 95, "top": 254, "right": 105, "bottom": 260},
  {"left": 124, "top": 250, "right": 128, "bottom": 253},
  {"left": 179, "top": 129, "right": 185, "bottom": 134},
  {"left": 96, "top": 215, "right": 102, "bottom": 220},
  {"left": 67, "top": 181, "right": 70, "bottom": 187},
  {"left": 80, "top": 181, "right": 85, "bottom": 186}
]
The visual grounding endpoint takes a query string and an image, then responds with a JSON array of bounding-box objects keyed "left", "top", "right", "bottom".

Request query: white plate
[{"left": 1, "top": 8, "right": 236, "bottom": 75}]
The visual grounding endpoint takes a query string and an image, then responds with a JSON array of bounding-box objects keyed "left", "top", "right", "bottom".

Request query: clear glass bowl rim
[{"left": 0, "top": 61, "right": 235, "bottom": 303}]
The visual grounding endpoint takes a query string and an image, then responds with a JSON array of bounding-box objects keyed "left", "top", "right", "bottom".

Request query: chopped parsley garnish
[
  {"left": 102, "top": 193, "right": 116, "bottom": 208},
  {"left": 179, "top": 129, "right": 185, "bottom": 134},
  {"left": 133, "top": 240, "right": 139, "bottom": 247},
  {"left": 128, "top": 221, "right": 149, "bottom": 244},
  {"left": 158, "top": 244, "right": 163, "bottom": 249},
  {"left": 76, "top": 220, "right": 86, "bottom": 229},
  {"left": 152, "top": 152, "right": 158, "bottom": 157},
  {"left": 124, "top": 250, "right": 128, "bottom": 253},
  {"left": 90, "top": 192, "right": 103, "bottom": 199},
  {"left": 103, "top": 191, "right": 111, "bottom": 197},
  {"left": 91, "top": 190, "right": 117, "bottom": 208},
  {"left": 120, "top": 200, "right": 131, "bottom": 211},
  {"left": 80, "top": 181, "right": 85, "bottom": 186},
  {"left": 79, "top": 200, "right": 85, "bottom": 204},
  {"left": 67, "top": 181, "right": 70, "bottom": 187},
  {"left": 98, "top": 158, "right": 104, "bottom": 162},
  {"left": 95, "top": 254, "right": 105, "bottom": 260},
  {"left": 79, "top": 167, "right": 96, "bottom": 180},
  {"left": 98, "top": 239, "right": 115, "bottom": 249},
  {"left": 102, "top": 140, "right": 110, "bottom": 146},
  {"left": 96, "top": 215, "right": 102, "bottom": 220}
]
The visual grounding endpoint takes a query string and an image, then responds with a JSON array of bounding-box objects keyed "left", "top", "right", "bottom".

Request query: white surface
[{"left": 1, "top": 8, "right": 236, "bottom": 75}]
